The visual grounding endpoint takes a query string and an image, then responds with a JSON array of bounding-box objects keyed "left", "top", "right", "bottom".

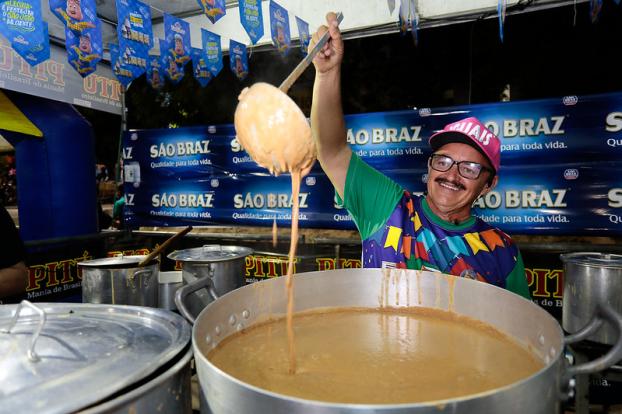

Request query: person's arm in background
[
  {"left": 310, "top": 12, "right": 351, "bottom": 200},
  {"left": 0, "top": 207, "right": 28, "bottom": 299}
]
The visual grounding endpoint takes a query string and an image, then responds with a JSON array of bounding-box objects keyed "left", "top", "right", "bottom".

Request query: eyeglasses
[{"left": 428, "top": 154, "right": 493, "bottom": 180}]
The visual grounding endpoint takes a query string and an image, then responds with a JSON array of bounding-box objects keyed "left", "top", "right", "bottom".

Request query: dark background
[{"left": 79, "top": 1, "right": 622, "bottom": 170}]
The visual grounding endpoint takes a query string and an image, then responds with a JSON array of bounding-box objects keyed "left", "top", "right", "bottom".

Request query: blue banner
[
  {"left": 191, "top": 47, "right": 212, "bottom": 87},
  {"left": 0, "top": 0, "right": 45, "bottom": 50},
  {"left": 65, "top": 18, "right": 102, "bottom": 77},
  {"left": 239, "top": 0, "right": 263, "bottom": 45},
  {"left": 146, "top": 54, "right": 162, "bottom": 89},
  {"left": 196, "top": 0, "right": 225, "bottom": 24},
  {"left": 109, "top": 43, "right": 133, "bottom": 87},
  {"left": 160, "top": 37, "right": 183, "bottom": 84},
  {"left": 11, "top": 21, "right": 49, "bottom": 66},
  {"left": 163, "top": 13, "right": 190, "bottom": 66},
  {"left": 295, "top": 16, "right": 309, "bottom": 56},
  {"left": 269, "top": 0, "right": 290, "bottom": 56},
  {"left": 116, "top": 0, "right": 152, "bottom": 79},
  {"left": 202, "top": 29, "right": 222, "bottom": 77},
  {"left": 122, "top": 91, "right": 622, "bottom": 235},
  {"left": 229, "top": 39, "right": 248, "bottom": 81},
  {"left": 50, "top": 0, "right": 97, "bottom": 34}
]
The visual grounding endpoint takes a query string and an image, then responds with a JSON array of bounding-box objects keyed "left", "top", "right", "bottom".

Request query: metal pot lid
[
  {"left": 0, "top": 301, "right": 191, "bottom": 413},
  {"left": 77, "top": 255, "right": 157, "bottom": 268},
  {"left": 168, "top": 244, "right": 253, "bottom": 263},
  {"left": 560, "top": 252, "right": 622, "bottom": 268}
]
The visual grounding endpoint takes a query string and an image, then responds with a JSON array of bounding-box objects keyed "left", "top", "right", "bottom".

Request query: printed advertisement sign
[{"left": 123, "top": 91, "right": 622, "bottom": 234}]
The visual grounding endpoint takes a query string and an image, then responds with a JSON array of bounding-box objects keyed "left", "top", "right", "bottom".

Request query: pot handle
[
  {"left": 0, "top": 300, "right": 46, "bottom": 362},
  {"left": 563, "top": 303, "right": 622, "bottom": 376},
  {"left": 126, "top": 268, "right": 154, "bottom": 289},
  {"left": 174, "top": 265, "right": 219, "bottom": 325}
]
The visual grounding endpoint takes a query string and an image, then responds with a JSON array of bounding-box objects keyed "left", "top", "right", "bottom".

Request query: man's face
[
  {"left": 174, "top": 38, "right": 184, "bottom": 55},
  {"left": 66, "top": 0, "right": 82, "bottom": 20},
  {"left": 426, "top": 142, "right": 496, "bottom": 217}
]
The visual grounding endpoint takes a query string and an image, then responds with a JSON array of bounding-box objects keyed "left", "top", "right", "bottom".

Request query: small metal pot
[
  {"left": 169, "top": 245, "right": 253, "bottom": 323},
  {"left": 561, "top": 252, "right": 622, "bottom": 345},
  {"left": 79, "top": 255, "right": 159, "bottom": 307}
]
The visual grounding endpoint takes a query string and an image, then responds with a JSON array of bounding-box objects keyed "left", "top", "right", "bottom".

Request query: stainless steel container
[
  {"left": 159, "top": 271, "right": 184, "bottom": 311},
  {"left": 169, "top": 245, "right": 253, "bottom": 323},
  {"left": 561, "top": 252, "right": 622, "bottom": 345},
  {"left": 79, "top": 255, "right": 159, "bottom": 307},
  {"left": 192, "top": 268, "right": 622, "bottom": 414},
  {"left": 0, "top": 301, "right": 191, "bottom": 413}
]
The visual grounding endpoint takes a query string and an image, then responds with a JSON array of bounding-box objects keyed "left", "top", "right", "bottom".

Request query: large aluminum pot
[
  {"left": 170, "top": 245, "right": 253, "bottom": 323},
  {"left": 0, "top": 300, "right": 191, "bottom": 413},
  {"left": 79, "top": 255, "right": 158, "bottom": 306},
  {"left": 192, "top": 269, "right": 622, "bottom": 414},
  {"left": 561, "top": 252, "right": 622, "bottom": 345}
]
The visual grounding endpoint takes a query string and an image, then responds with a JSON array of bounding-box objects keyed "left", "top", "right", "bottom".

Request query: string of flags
[{"left": 2, "top": 0, "right": 620, "bottom": 87}]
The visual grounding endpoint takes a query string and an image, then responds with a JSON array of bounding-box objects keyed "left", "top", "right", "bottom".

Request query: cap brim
[{"left": 429, "top": 131, "right": 496, "bottom": 172}]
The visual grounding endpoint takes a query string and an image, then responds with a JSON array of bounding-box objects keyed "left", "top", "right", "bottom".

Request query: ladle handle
[
  {"left": 278, "top": 12, "right": 343, "bottom": 93},
  {"left": 138, "top": 226, "right": 192, "bottom": 267}
]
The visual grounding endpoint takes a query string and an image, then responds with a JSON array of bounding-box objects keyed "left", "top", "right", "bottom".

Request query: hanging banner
[
  {"left": 146, "top": 54, "right": 163, "bottom": 89},
  {"left": 196, "top": 0, "right": 225, "bottom": 24},
  {"left": 0, "top": 0, "right": 45, "bottom": 50},
  {"left": 295, "top": 16, "right": 309, "bottom": 56},
  {"left": 202, "top": 29, "right": 223, "bottom": 77},
  {"left": 11, "top": 21, "right": 49, "bottom": 66},
  {"left": 116, "top": 0, "right": 152, "bottom": 79},
  {"left": 65, "top": 18, "right": 102, "bottom": 77},
  {"left": 191, "top": 47, "right": 212, "bottom": 87},
  {"left": 163, "top": 13, "right": 190, "bottom": 66},
  {"left": 269, "top": 0, "right": 290, "bottom": 56},
  {"left": 121, "top": 91, "right": 622, "bottom": 234},
  {"left": 160, "top": 38, "right": 183, "bottom": 84},
  {"left": 238, "top": 0, "right": 263, "bottom": 45},
  {"left": 49, "top": 0, "right": 97, "bottom": 33},
  {"left": 109, "top": 43, "right": 133, "bottom": 87},
  {"left": 229, "top": 39, "right": 248, "bottom": 81}
]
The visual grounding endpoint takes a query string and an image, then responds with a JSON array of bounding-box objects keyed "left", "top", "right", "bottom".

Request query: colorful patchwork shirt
[{"left": 337, "top": 153, "right": 530, "bottom": 299}]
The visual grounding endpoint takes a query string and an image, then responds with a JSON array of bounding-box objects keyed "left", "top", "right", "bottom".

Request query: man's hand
[{"left": 310, "top": 12, "right": 344, "bottom": 75}]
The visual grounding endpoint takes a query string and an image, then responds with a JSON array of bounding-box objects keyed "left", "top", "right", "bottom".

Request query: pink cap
[{"left": 429, "top": 117, "right": 500, "bottom": 173}]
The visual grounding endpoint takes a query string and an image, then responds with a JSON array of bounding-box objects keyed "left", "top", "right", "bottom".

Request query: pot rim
[
  {"left": 560, "top": 252, "right": 622, "bottom": 269},
  {"left": 78, "top": 255, "right": 159, "bottom": 269}
]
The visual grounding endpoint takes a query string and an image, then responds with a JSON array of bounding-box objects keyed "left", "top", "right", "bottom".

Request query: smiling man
[{"left": 310, "top": 13, "right": 530, "bottom": 298}]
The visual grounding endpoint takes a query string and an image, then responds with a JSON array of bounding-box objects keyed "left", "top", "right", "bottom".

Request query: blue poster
[
  {"left": 192, "top": 47, "right": 212, "bottom": 87},
  {"left": 0, "top": 0, "right": 45, "bottom": 50},
  {"left": 49, "top": 0, "right": 97, "bottom": 34},
  {"left": 196, "top": 0, "right": 225, "bottom": 24},
  {"left": 295, "top": 16, "right": 309, "bottom": 56},
  {"left": 109, "top": 43, "right": 133, "bottom": 87},
  {"left": 65, "top": 18, "right": 102, "bottom": 77},
  {"left": 146, "top": 54, "right": 163, "bottom": 89},
  {"left": 121, "top": 91, "right": 622, "bottom": 235},
  {"left": 202, "top": 29, "right": 223, "bottom": 77},
  {"left": 160, "top": 37, "right": 184, "bottom": 84},
  {"left": 116, "top": 0, "right": 152, "bottom": 79},
  {"left": 163, "top": 13, "right": 190, "bottom": 66},
  {"left": 229, "top": 39, "right": 248, "bottom": 81},
  {"left": 269, "top": 0, "right": 290, "bottom": 56},
  {"left": 239, "top": 0, "right": 263, "bottom": 45},
  {"left": 11, "top": 21, "right": 49, "bottom": 67}
]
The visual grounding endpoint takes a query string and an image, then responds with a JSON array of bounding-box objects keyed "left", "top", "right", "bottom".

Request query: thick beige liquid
[{"left": 207, "top": 307, "right": 543, "bottom": 404}]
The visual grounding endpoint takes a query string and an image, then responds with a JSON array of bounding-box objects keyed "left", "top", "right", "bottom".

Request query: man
[
  {"left": 0, "top": 206, "right": 28, "bottom": 300},
  {"left": 310, "top": 13, "right": 530, "bottom": 299}
]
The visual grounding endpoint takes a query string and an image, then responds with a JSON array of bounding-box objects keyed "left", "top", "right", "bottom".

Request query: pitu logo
[
  {"left": 274, "top": 9, "right": 285, "bottom": 22},
  {"left": 210, "top": 179, "right": 220, "bottom": 188},
  {"left": 562, "top": 96, "right": 578, "bottom": 106},
  {"left": 418, "top": 108, "right": 431, "bottom": 117},
  {"left": 130, "top": 133, "right": 138, "bottom": 141},
  {"left": 171, "top": 22, "right": 185, "bottom": 35},
  {"left": 563, "top": 169, "right": 579, "bottom": 180},
  {"left": 421, "top": 173, "right": 428, "bottom": 183},
  {"left": 305, "top": 176, "right": 316, "bottom": 186},
  {"left": 233, "top": 45, "right": 242, "bottom": 54}
]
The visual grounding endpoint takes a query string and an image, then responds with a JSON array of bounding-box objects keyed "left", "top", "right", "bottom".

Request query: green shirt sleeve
[
  {"left": 505, "top": 251, "right": 531, "bottom": 300},
  {"left": 335, "top": 153, "right": 403, "bottom": 240}
]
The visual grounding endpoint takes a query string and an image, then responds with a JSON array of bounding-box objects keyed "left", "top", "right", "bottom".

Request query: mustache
[{"left": 435, "top": 177, "right": 466, "bottom": 191}]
